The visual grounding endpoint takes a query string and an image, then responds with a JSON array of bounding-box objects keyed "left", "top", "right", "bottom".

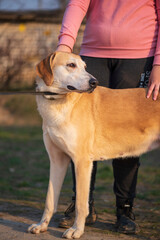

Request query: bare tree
[{"left": 0, "top": 37, "right": 25, "bottom": 90}]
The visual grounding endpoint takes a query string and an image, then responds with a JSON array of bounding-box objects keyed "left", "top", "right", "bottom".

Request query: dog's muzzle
[{"left": 67, "top": 77, "right": 98, "bottom": 93}]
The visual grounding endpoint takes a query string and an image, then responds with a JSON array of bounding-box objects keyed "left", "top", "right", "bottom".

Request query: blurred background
[
  {"left": 0, "top": 0, "right": 84, "bottom": 125},
  {"left": 0, "top": 2, "right": 159, "bottom": 239}
]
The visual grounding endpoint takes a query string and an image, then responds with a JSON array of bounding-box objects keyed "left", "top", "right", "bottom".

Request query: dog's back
[{"left": 65, "top": 86, "right": 160, "bottom": 160}]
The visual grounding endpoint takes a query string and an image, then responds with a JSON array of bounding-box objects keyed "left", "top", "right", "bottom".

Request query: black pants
[{"left": 71, "top": 56, "right": 154, "bottom": 207}]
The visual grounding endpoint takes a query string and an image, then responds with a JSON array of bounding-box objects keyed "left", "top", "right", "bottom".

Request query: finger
[
  {"left": 153, "top": 85, "right": 160, "bottom": 101},
  {"left": 147, "top": 84, "right": 155, "bottom": 99}
]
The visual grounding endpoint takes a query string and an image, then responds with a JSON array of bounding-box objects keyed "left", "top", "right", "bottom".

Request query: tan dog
[{"left": 28, "top": 52, "right": 160, "bottom": 239}]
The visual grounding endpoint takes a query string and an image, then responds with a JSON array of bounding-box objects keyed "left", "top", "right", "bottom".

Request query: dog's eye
[{"left": 67, "top": 63, "right": 76, "bottom": 68}]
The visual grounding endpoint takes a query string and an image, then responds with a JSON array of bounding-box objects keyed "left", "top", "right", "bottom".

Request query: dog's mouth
[
  {"left": 78, "top": 87, "right": 96, "bottom": 94},
  {"left": 67, "top": 85, "right": 96, "bottom": 94},
  {"left": 88, "top": 87, "right": 96, "bottom": 93},
  {"left": 67, "top": 85, "right": 77, "bottom": 91},
  {"left": 67, "top": 78, "right": 98, "bottom": 94}
]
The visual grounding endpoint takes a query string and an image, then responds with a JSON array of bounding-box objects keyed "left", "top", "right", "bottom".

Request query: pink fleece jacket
[{"left": 58, "top": 0, "right": 160, "bottom": 65}]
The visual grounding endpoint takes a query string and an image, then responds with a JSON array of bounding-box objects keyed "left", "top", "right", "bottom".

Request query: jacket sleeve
[
  {"left": 58, "top": 0, "right": 90, "bottom": 50},
  {"left": 153, "top": 0, "right": 160, "bottom": 65}
]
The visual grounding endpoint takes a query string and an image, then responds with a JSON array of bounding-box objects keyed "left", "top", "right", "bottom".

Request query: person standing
[{"left": 56, "top": 0, "right": 160, "bottom": 234}]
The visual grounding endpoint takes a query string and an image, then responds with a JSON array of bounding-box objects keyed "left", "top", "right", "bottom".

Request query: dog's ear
[{"left": 36, "top": 53, "right": 56, "bottom": 86}]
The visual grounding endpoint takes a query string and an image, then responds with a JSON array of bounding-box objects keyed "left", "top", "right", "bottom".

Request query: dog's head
[{"left": 36, "top": 52, "right": 98, "bottom": 95}]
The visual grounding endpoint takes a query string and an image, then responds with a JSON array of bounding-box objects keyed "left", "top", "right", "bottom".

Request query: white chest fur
[{"left": 37, "top": 96, "right": 77, "bottom": 156}]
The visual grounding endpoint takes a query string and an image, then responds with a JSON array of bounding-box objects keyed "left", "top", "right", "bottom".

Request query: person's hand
[
  {"left": 147, "top": 65, "right": 160, "bottom": 100},
  {"left": 56, "top": 45, "right": 72, "bottom": 53}
]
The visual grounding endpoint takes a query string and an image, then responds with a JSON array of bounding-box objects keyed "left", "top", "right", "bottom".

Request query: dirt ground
[{"left": 0, "top": 201, "right": 147, "bottom": 240}]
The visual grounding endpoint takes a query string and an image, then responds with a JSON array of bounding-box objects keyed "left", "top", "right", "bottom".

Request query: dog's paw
[
  {"left": 28, "top": 221, "right": 48, "bottom": 234},
  {"left": 62, "top": 227, "right": 84, "bottom": 239}
]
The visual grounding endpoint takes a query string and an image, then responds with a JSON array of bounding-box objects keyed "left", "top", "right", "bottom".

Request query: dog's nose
[{"left": 89, "top": 78, "right": 98, "bottom": 88}]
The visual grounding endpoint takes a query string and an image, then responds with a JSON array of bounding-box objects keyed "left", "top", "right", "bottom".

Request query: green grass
[
  {"left": 0, "top": 126, "right": 114, "bottom": 201},
  {"left": 0, "top": 126, "right": 159, "bottom": 204},
  {"left": 96, "top": 164, "right": 113, "bottom": 181},
  {"left": 0, "top": 126, "right": 46, "bottom": 200},
  {"left": 0, "top": 126, "right": 160, "bottom": 239}
]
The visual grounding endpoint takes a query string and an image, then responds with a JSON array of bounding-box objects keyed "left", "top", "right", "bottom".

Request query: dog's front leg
[
  {"left": 63, "top": 159, "right": 93, "bottom": 239},
  {"left": 28, "top": 133, "right": 70, "bottom": 234}
]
